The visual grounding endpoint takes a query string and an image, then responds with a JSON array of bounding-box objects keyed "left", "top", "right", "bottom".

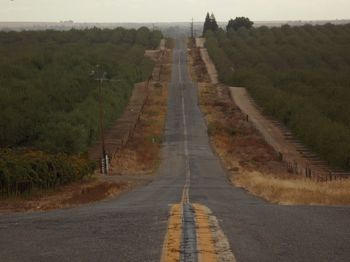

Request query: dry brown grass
[
  {"left": 110, "top": 46, "right": 171, "bottom": 176},
  {"left": 189, "top": 42, "right": 350, "bottom": 206},
  {"left": 111, "top": 83, "right": 168, "bottom": 175},
  {"left": 233, "top": 171, "right": 350, "bottom": 205},
  {"left": 0, "top": 178, "right": 130, "bottom": 212}
]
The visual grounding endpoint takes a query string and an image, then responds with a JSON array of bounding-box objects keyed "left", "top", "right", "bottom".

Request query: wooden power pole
[{"left": 190, "top": 18, "right": 194, "bottom": 39}]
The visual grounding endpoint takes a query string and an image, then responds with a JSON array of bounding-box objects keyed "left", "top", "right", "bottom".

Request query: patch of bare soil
[
  {"left": 0, "top": 177, "right": 130, "bottom": 213},
  {"left": 189, "top": 40, "right": 350, "bottom": 205}
]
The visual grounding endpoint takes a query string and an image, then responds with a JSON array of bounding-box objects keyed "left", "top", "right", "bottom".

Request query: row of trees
[
  {"left": 203, "top": 13, "right": 219, "bottom": 35},
  {"left": 205, "top": 23, "right": 350, "bottom": 169},
  {"left": 0, "top": 27, "right": 162, "bottom": 154}
]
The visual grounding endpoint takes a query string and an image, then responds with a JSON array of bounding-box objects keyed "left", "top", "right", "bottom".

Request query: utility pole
[
  {"left": 91, "top": 65, "right": 109, "bottom": 175},
  {"left": 190, "top": 18, "right": 194, "bottom": 39}
]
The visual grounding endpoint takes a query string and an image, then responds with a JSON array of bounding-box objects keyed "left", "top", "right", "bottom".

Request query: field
[{"left": 205, "top": 24, "right": 350, "bottom": 170}]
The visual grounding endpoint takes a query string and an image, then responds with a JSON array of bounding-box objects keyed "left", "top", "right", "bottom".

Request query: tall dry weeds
[{"left": 233, "top": 171, "right": 350, "bottom": 205}]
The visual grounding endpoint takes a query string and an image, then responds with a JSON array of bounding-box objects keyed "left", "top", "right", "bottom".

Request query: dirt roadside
[
  {"left": 0, "top": 40, "right": 173, "bottom": 213},
  {"left": 189, "top": 38, "right": 350, "bottom": 205}
]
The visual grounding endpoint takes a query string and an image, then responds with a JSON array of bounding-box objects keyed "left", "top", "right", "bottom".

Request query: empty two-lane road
[{"left": 0, "top": 38, "right": 349, "bottom": 262}]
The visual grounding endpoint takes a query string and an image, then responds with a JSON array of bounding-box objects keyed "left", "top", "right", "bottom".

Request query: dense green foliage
[
  {"left": 0, "top": 27, "right": 162, "bottom": 154},
  {"left": 205, "top": 24, "right": 350, "bottom": 169},
  {"left": 203, "top": 12, "right": 219, "bottom": 35},
  {"left": 0, "top": 149, "right": 95, "bottom": 197},
  {"left": 226, "top": 17, "right": 254, "bottom": 31}
]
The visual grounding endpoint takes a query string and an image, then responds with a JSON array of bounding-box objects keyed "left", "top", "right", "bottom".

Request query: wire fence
[{"left": 238, "top": 91, "right": 350, "bottom": 183}]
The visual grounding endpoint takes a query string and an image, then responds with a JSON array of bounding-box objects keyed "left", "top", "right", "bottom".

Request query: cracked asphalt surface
[{"left": 0, "top": 38, "right": 349, "bottom": 262}]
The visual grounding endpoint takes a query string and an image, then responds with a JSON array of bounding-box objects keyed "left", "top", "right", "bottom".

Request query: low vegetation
[
  {"left": 233, "top": 171, "right": 350, "bottom": 205},
  {"left": 0, "top": 149, "right": 95, "bottom": 197},
  {"left": 205, "top": 23, "right": 350, "bottom": 170}
]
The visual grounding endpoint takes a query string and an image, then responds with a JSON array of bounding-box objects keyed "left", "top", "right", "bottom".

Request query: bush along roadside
[{"left": 0, "top": 149, "right": 96, "bottom": 197}]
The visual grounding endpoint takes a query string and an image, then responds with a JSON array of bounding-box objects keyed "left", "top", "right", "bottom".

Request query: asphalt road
[{"left": 1, "top": 38, "right": 349, "bottom": 262}]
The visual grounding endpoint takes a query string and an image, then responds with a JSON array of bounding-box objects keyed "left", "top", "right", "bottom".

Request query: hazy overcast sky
[{"left": 0, "top": 0, "right": 349, "bottom": 22}]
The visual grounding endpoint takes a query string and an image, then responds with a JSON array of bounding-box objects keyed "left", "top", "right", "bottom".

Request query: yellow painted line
[
  {"left": 160, "top": 204, "right": 183, "bottom": 262},
  {"left": 193, "top": 203, "right": 218, "bottom": 262},
  {"left": 181, "top": 183, "right": 190, "bottom": 204}
]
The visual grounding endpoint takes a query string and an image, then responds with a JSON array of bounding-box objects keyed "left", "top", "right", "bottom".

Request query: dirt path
[
  {"left": 229, "top": 87, "right": 333, "bottom": 179},
  {"left": 230, "top": 87, "right": 302, "bottom": 161},
  {"left": 196, "top": 38, "right": 219, "bottom": 85}
]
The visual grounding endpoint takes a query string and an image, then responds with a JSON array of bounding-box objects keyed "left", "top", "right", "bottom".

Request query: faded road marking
[
  {"left": 161, "top": 203, "right": 236, "bottom": 262},
  {"left": 161, "top": 204, "right": 183, "bottom": 262},
  {"left": 193, "top": 204, "right": 236, "bottom": 262},
  {"left": 193, "top": 204, "right": 217, "bottom": 262}
]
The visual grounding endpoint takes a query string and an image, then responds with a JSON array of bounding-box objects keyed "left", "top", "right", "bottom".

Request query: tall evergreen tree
[
  {"left": 203, "top": 12, "right": 211, "bottom": 35},
  {"left": 210, "top": 13, "right": 219, "bottom": 31},
  {"left": 203, "top": 12, "right": 219, "bottom": 35}
]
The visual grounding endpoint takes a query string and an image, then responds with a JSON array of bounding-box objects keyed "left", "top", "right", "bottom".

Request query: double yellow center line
[
  {"left": 161, "top": 202, "right": 234, "bottom": 262},
  {"left": 161, "top": 48, "right": 235, "bottom": 262}
]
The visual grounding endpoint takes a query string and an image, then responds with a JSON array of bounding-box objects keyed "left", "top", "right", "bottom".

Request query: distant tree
[
  {"left": 226, "top": 17, "right": 254, "bottom": 31},
  {"left": 203, "top": 12, "right": 219, "bottom": 35},
  {"left": 203, "top": 12, "right": 211, "bottom": 35},
  {"left": 136, "top": 26, "right": 151, "bottom": 46},
  {"left": 210, "top": 13, "right": 219, "bottom": 31}
]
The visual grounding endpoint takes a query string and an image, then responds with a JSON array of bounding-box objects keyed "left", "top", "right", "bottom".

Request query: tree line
[{"left": 204, "top": 21, "right": 350, "bottom": 169}]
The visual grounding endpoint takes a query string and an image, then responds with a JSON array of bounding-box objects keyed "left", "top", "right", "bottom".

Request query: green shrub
[{"left": 0, "top": 149, "right": 96, "bottom": 197}]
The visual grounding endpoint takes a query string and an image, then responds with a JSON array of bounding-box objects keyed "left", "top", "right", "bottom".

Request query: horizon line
[{"left": 0, "top": 18, "right": 350, "bottom": 24}]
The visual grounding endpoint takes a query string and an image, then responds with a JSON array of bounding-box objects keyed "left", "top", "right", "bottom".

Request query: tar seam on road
[{"left": 180, "top": 50, "right": 198, "bottom": 262}]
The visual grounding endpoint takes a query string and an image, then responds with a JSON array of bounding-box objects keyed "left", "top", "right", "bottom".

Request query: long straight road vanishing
[{"left": 1, "top": 38, "right": 349, "bottom": 262}]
